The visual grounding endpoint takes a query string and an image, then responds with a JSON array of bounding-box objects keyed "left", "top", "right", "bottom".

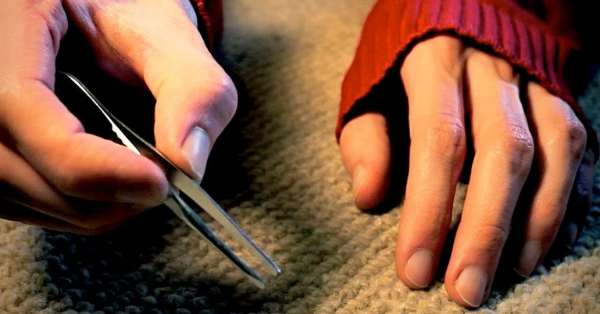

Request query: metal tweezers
[{"left": 58, "top": 72, "right": 280, "bottom": 288}]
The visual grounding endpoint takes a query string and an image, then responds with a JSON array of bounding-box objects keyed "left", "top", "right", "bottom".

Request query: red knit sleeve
[
  {"left": 337, "top": 0, "right": 599, "bottom": 160},
  {"left": 190, "top": 0, "right": 223, "bottom": 50}
]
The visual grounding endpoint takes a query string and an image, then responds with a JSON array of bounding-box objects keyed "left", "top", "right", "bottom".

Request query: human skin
[
  {"left": 0, "top": 1, "right": 594, "bottom": 309},
  {"left": 339, "top": 35, "right": 595, "bottom": 307},
  {"left": 0, "top": 0, "right": 237, "bottom": 234}
]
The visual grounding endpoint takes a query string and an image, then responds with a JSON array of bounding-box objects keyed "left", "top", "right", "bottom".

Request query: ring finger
[{"left": 512, "top": 82, "right": 586, "bottom": 276}]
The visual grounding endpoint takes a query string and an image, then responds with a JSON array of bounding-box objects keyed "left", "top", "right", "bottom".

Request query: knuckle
[
  {"left": 467, "top": 50, "right": 517, "bottom": 84},
  {"left": 494, "top": 124, "right": 535, "bottom": 175},
  {"left": 423, "top": 115, "right": 467, "bottom": 164},
  {"left": 558, "top": 119, "right": 587, "bottom": 160},
  {"left": 546, "top": 115, "right": 587, "bottom": 161},
  {"left": 429, "top": 34, "right": 463, "bottom": 48},
  {"left": 201, "top": 71, "right": 238, "bottom": 124},
  {"left": 402, "top": 36, "right": 464, "bottom": 82},
  {"left": 492, "top": 59, "right": 517, "bottom": 83},
  {"left": 36, "top": 0, "right": 69, "bottom": 50},
  {"left": 466, "top": 50, "right": 494, "bottom": 70},
  {"left": 431, "top": 37, "right": 465, "bottom": 77},
  {"left": 537, "top": 96, "right": 587, "bottom": 162}
]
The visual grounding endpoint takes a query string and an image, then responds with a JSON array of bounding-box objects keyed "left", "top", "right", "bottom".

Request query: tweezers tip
[
  {"left": 249, "top": 275, "right": 268, "bottom": 290},
  {"left": 270, "top": 265, "right": 282, "bottom": 277}
]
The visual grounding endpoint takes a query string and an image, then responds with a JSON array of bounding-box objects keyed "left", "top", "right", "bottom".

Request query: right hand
[
  {"left": 339, "top": 35, "right": 594, "bottom": 307},
  {"left": 0, "top": 0, "right": 237, "bottom": 234}
]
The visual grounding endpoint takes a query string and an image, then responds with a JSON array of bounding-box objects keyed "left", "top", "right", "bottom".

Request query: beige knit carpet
[{"left": 1, "top": 1, "right": 600, "bottom": 313}]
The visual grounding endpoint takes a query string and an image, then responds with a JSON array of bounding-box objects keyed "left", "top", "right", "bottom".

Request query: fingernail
[
  {"left": 454, "top": 265, "right": 487, "bottom": 308},
  {"left": 404, "top": 249, "right": 434, "bottom": 288},
  {"left": 115, "top": 187, "right": 160, "bottom": 205},
  {"left": 181, "top": 127, "right": 211, "bottom": 182},
  {"left": 352, "top": 165, "right": 367, "bottom": 205},
  {"left": 566, "top": 223, "right": 578, "bottom": 248},
  {"left": 514, "top": 240, "right": 542, "bottom": 277}
]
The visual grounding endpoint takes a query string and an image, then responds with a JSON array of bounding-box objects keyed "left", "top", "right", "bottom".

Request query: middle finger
[{"left": 445, "top": 50, "right": 534, "bottom": 307}]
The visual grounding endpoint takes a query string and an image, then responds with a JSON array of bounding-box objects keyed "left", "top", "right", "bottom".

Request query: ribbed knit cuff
[{"left": 337, "top": 0, "right": 598, "bottom": 160}]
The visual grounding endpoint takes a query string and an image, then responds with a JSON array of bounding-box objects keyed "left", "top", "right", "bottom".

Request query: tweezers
[{"left": 58, "top": 72, "right": 281, "bottom": 288}]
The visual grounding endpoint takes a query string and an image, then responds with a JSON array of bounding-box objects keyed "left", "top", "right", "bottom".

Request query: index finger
[{"left": 0, "top": 80, "right": 169, "bottom": 206}]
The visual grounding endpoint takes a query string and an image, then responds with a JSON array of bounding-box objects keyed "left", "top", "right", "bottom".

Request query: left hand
[{"left": 338, "top": 35, "right": 595, "bottom": 307}]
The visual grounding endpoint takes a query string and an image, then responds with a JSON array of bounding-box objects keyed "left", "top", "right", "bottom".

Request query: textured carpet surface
[{"left": 1, "top": 1, "right": 600, "bottom": 313}]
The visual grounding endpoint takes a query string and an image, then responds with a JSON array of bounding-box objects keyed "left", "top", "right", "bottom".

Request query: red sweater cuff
[
  {"left": 337, "top": 0, "right": 598, "bottom": 160},
  {"left": 190, "top": 0, "right": 223, "bottom": 50}
]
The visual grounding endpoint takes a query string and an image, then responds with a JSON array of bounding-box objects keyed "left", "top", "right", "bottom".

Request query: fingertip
[
  {"left": 566, "top": 222, "right": 578, "bottom": 248},
  {"left": 180, "top": 126, "right": 211, "bottom": 183},
  {"left": 352, "top": 164, "right": 389, "bottom": 210},
  {"left": 152, "top": 69, "right": 237, "bottom": 184},
  {"left": 514, "top": 240, "right": 542, "bottom": 277},
  {"left": 396, "top": 248, "right": 435, "bottom": 289},
  {"left": 90, "top": 137, "right": 170, "bottom": 207},
  {"left": 39, "top": 132, "right": 169, "bottom": 206},
  {"left": 97, "top": 141, "right": 169, "bottom": 208},
  {"left": 128, "top": 156, "right": 170, "bottom": 207},
  {"left": 395, "top": 260, "right": 422, "bottom": 290},
  {"left": 445, "top": 266, "right": 489, "bottom": 308},
  {"left": 112, "top": 167, "right": 168, "bottom": 207},
  {"left": 339, "top": 113, "right": 391, "bottom": 210}
]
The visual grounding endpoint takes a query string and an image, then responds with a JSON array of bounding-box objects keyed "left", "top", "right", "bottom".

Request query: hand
[
  {"left": 0, "top": 0, "right": 236, "bottom": 234},
  {"left": 339, "top": 35, "right": 595, "bottom": 307}
]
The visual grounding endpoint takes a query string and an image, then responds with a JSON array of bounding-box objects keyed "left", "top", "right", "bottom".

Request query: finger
[
  {"left": 0, "top": 0, "right": 67, "bottom": 87},
  {"left": 152, "top": 66, "right": 237, "bottom": 183},
  {"left": 545, "top": 148, "right": 594, "bottom": 260},
  {"left": 0, "top": 81, "right": 169, "bottom": 207},
  {"left": 0, "top": 140, "right": 140, "bottom": 229},
  {"left": 0, "top": 198, "right": 123, "bottom": 235},
  {"left": 339, "top": 112, "right": 391, "bottom": 209},
  {"left": 62, "top": 0, "right": 198, "bottom": 85},
  {"left": 445, "top": 51, "right": 533, "bottom": 308},
  {"left": 561, "top": 148, "right": 595, "bottom": 246},
  {"left": 395, "top": 36, "right": 467, "bottom": 289},
  {"left": 512, "top": 82, "right": 587, "bottom": 277},
  {"left": 65, "top": 0, "right": 237, "bottom": 182}
]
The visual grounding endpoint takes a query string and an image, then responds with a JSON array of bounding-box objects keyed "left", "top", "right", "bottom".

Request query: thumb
[
  {"left": 65, "top": 0, "right": 237, "bottom": 182},
  {"left": 152, "top": 67, "right": 238, "bottom": 182}
]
